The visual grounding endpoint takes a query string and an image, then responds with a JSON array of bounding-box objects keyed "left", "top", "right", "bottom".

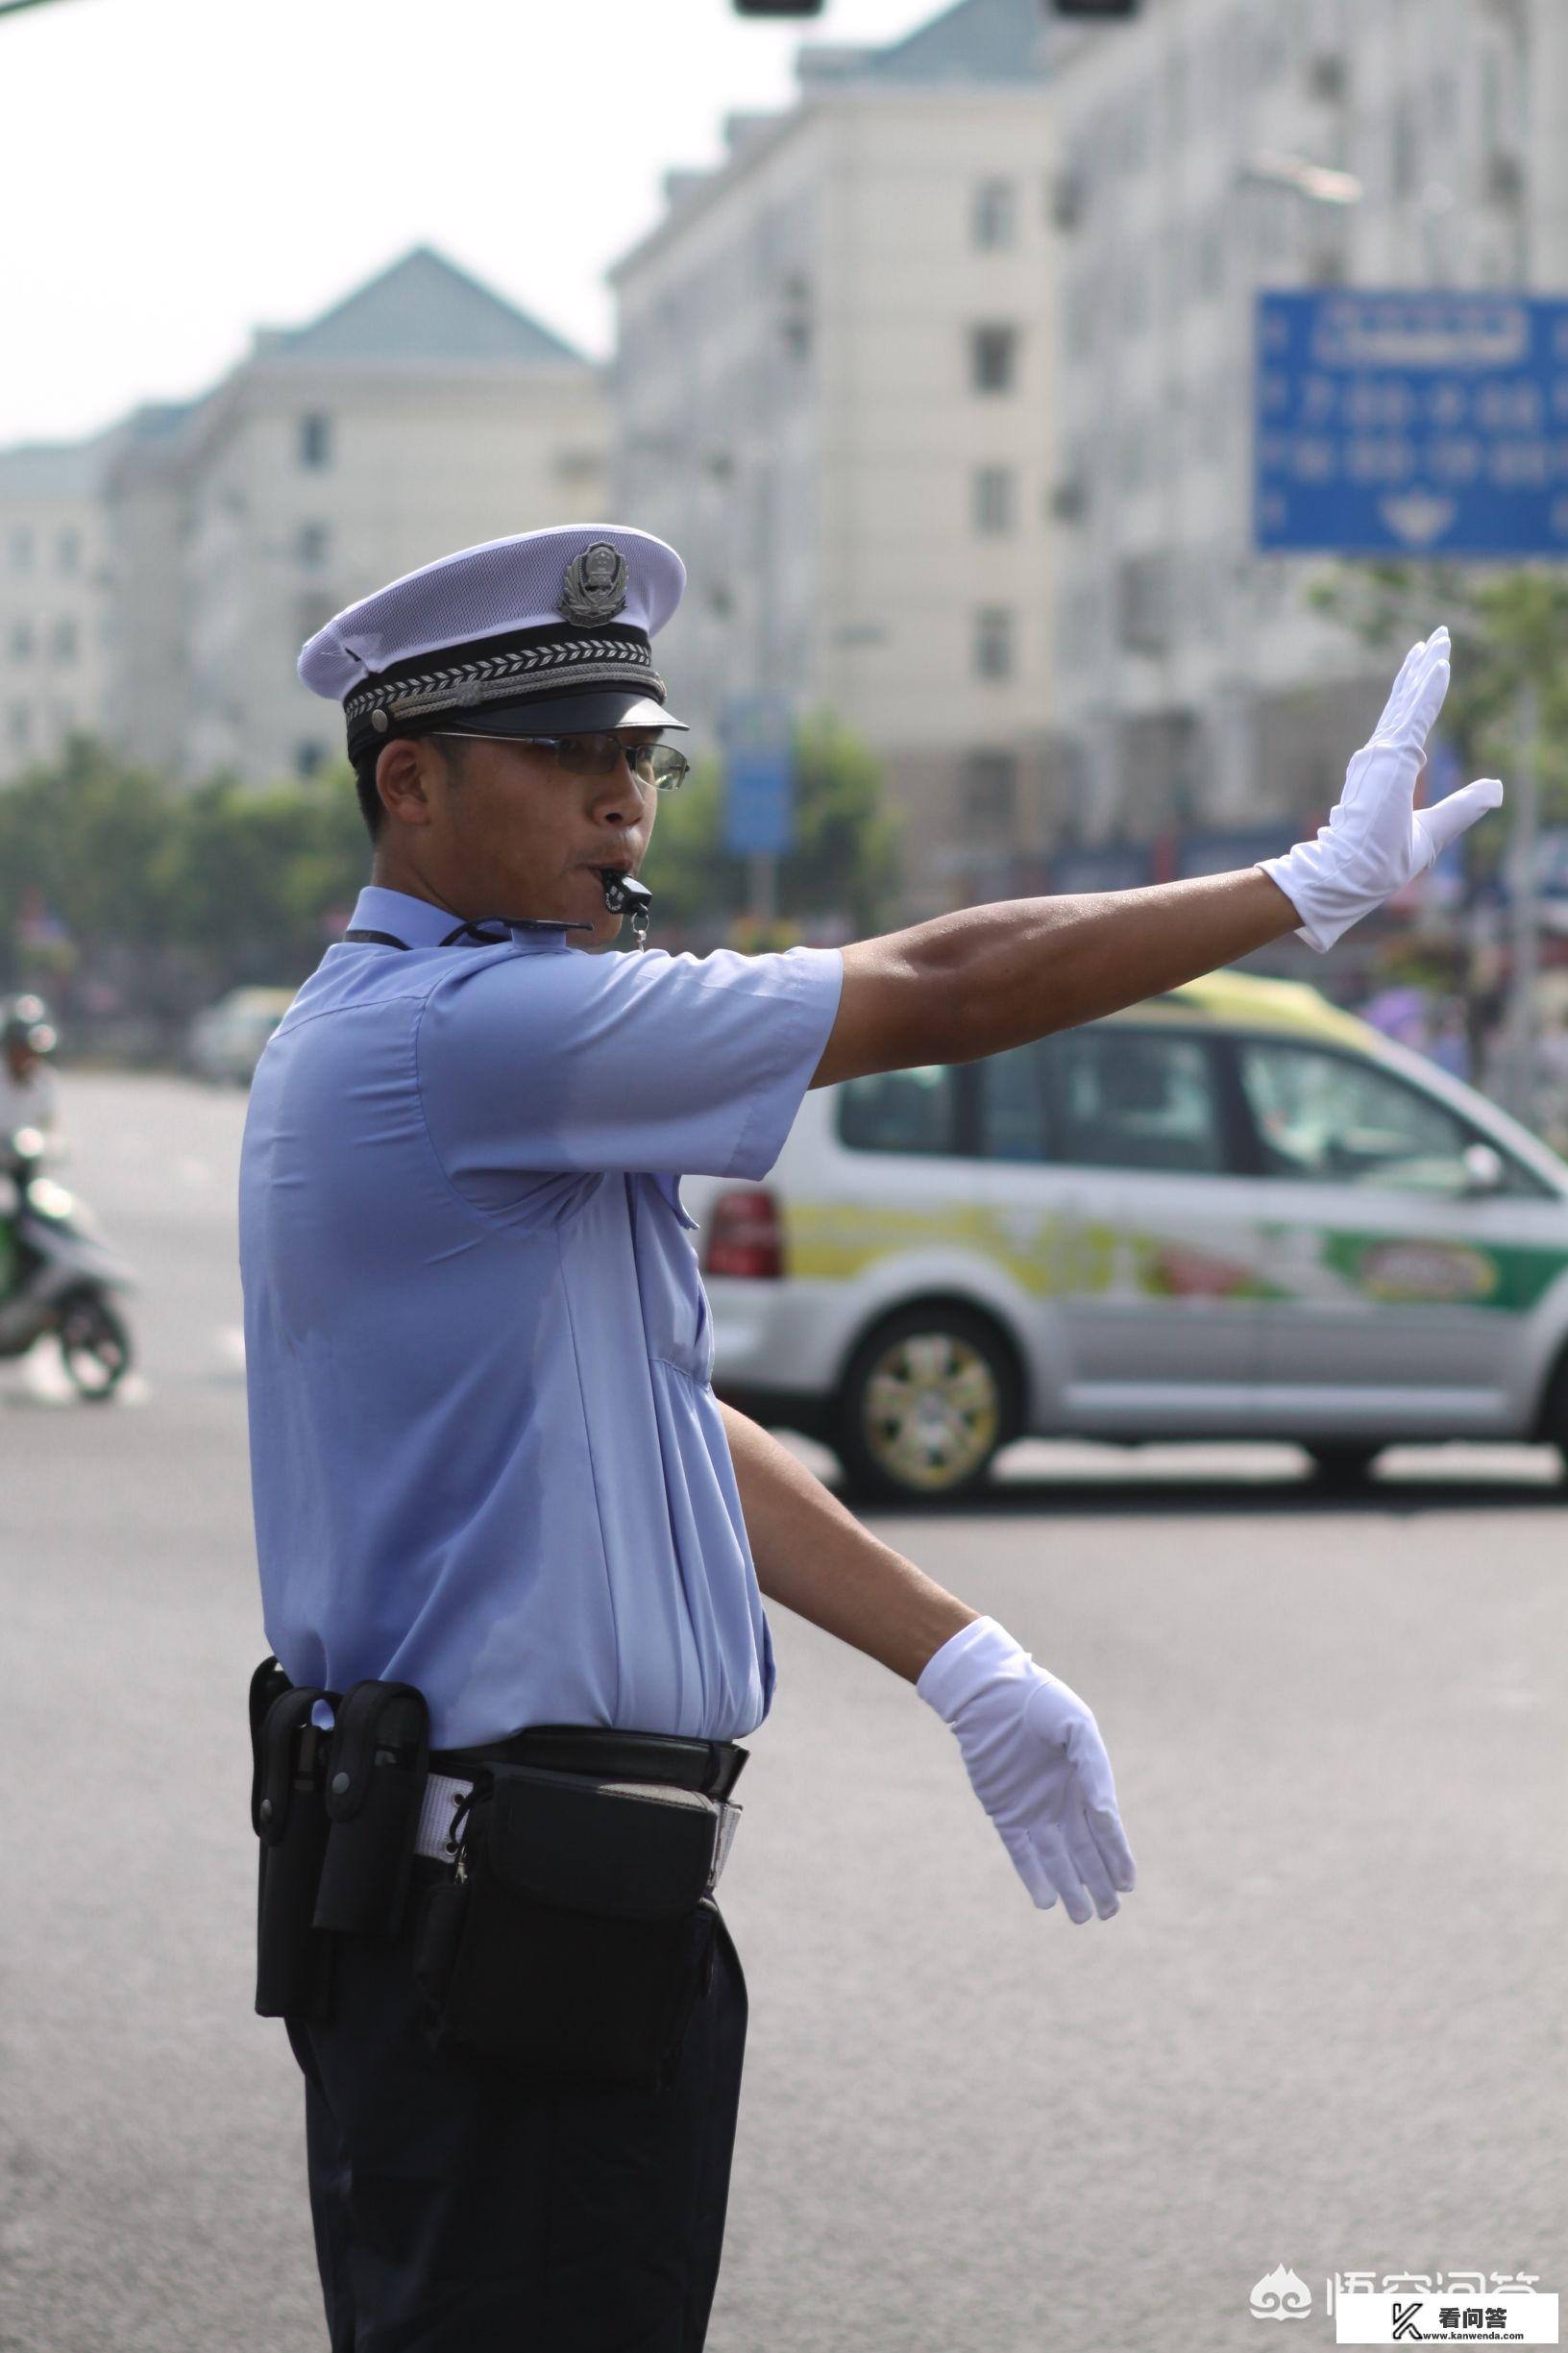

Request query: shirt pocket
[{"left": 629, "top": 1172, "right": 714, "bottom": 1384}]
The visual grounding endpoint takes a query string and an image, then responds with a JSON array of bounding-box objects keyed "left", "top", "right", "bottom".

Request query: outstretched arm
[{"left": 812, "top": 628, "right": 1502, "bottom": 1089}]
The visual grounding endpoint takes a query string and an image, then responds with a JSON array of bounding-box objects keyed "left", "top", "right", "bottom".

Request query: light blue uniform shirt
[{"left": 239, "top": 884, "right": 844, "bottom": 1750}]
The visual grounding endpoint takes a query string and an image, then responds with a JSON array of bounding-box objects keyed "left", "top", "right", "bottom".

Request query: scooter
[{"left": 0, "top": 1126, "right": 135, "bottom": 1400}]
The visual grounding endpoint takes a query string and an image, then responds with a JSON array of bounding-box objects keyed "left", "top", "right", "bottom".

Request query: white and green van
[{"left": 682, "top": 972, "right": 1568, "bottom": 1503}]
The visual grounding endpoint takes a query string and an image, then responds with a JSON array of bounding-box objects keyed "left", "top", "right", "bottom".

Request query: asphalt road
[{"left": 2, "top": 1073, "right": 1564, "bottom": 2353}]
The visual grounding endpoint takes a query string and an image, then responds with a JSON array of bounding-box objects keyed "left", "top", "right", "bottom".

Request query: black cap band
[{"left": 344, "top": 620, "right": 666, "bottom": 765}]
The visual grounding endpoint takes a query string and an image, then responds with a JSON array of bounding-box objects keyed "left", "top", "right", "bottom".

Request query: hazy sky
[{"left": 0, "top": 0, "right": 941, "bottom": 449}]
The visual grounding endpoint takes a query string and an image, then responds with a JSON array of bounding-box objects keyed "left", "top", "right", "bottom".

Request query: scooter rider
[
  {"left": 0, "top": 997, "right": 60, "bottom": 1306},
  {"left": 0, "top": 995, "right": 59, "bottom": 1142}
]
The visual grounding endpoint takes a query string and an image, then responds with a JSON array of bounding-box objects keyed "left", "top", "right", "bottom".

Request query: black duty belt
[{"left": 430, "top": 1724, "right": 748, "bottom": 1803}]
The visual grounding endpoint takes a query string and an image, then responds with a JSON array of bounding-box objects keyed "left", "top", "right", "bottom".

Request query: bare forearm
[
  {"left": 911, "top": 870, "right": 1297, "bottom": 1066},
  {"left": 719, "top": 1401, "right": 977, "bottom": 1682}
]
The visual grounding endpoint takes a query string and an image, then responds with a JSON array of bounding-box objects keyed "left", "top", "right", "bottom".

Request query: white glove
[
  {"left": 1260, "top": 625, "right": 1503, "bottom": 952},
  {"left": 917, "top": 1615, "right": 1136, "bottom": 1923}
]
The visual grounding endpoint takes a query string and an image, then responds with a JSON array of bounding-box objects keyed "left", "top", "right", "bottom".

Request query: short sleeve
[{"left": 417, "top": 943, "right": 844, "bottom": 1197}]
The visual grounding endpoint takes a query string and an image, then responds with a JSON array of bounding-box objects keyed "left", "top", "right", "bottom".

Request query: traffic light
[
  {"left": 733, "top": 1, "right": 826, "bottom": 13},
  {"left": 1050, "top": 1, "right": 1139, "bottom": 15}
]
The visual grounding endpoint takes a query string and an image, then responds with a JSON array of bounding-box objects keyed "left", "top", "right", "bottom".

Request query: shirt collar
[{"left": 345, "top": 885, "right": 587, "bottom": 954}]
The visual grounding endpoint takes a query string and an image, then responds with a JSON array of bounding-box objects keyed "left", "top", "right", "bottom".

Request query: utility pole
[{"left": 1505, "top": 677, "right": 1541, "bottom": 1125}]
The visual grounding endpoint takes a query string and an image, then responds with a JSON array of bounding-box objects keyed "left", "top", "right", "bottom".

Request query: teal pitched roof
[
  {"left": 0, "top": 432, "right": 114, "bottom": 496},
  {"left": 861, "top": 0, "right": 1054, "bottom": 84},
  {"left": 259, "top": 247, "right": 585, "bottom": 368}
]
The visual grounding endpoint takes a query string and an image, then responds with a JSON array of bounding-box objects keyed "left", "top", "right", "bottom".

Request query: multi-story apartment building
[
  {"left": 0, "top": 434, "right": 116, "bottom": 780},
  {"left": 0, "top": 247, "right": 607, "bottom": 788},
  {"left": 106, "top": 247, "right": 608, "bottom": 784},
  {"left": 1050, "top": 0, "right": 1568, "bottom": 867},
  {"left": 611, "top": 0, "right": 1064, "bottom": 918}
]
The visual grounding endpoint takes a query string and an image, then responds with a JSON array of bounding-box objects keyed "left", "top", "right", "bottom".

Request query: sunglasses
[{"left": 433, "top": 730, "right": 689, "bottom": 792}]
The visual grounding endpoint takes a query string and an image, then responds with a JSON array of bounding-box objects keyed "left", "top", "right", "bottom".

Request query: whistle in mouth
[
  {"left": 597, "top": 870, "right": 651, "bottom": 919},
  {"left": 597, "top": 868, "right": 653, "bottom": 949}
]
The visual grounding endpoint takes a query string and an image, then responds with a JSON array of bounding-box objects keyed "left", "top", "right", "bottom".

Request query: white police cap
[{"left": 298, "top": 524, "right": 688, "bottom": 762}]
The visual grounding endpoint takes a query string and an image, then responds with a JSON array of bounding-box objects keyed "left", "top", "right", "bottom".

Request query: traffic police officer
[{"left": 240, "top": 522, "right": 1499, "bottom": 2351}]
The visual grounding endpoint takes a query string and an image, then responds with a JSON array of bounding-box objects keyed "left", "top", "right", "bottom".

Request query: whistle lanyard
[
  {"left": 341, "top": 920, "right": 591, "bottom": 951},
  {"left": 340, "top": 910, "right": 649, "bottom": 952}
]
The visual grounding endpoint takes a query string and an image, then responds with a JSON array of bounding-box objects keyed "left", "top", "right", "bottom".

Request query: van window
[
  {"left": 1236, "top": 1041, "right": 1524, "bottom": 1193},
  {"left": 838, "top": 1066, "right": 960, "bottom": 1157},
  {"left": 1053, "top": 1031, "right": 1227, "bottom": 1174},
  {"left": 978, "top": 1043, "right": 1051, "bottom": 1161}
]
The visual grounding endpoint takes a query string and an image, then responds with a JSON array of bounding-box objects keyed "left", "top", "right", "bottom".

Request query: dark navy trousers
[{"left": 284, "top": 1856, "right": 749, "bottom": 2351}]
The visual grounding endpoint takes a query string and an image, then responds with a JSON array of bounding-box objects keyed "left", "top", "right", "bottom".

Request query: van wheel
[
  {"left": 1305, "top": 1442, "right": 1380, "bottom": 1490},
  {"left": 833, "top": 1307, "right": 1018, "bottom": 1506},
  {"left": 1533, "top": 1353, "right": 1568, "bottom": 1483}
]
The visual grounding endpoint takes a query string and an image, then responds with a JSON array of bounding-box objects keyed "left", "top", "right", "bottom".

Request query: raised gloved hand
[
  {"left": 1260, "top": 625, "right": 1503, "bottom": 952},
  {"left": 917, "top": 1615, "right": 1136, "bottom": 1923}
]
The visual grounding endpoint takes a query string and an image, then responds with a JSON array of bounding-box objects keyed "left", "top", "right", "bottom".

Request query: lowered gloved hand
[
  {"left": 1260, "top": 625, "right": 1504, "bottom": 952},
  {"left": 917, "top": 1615, "right": 1136, "bottom": 1923}
]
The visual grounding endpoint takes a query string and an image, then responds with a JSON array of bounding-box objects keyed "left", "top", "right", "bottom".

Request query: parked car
[
  {"left": 683, "top": 971, "right": 1568, "bottom": 1502},
  {"left": 186, "top": 988, "right": 296, "bottom": 1087}
]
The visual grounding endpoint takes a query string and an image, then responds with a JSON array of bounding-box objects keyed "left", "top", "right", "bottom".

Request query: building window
[
  {"left": 1065, "top": 274, "right": 1098, "bottom": 353},
  {"left": 974, "top": 608, "right": 1015, "bottom": 680},
  {"left": 50, "top": 617, "right": 77, "bottom": 663},
  {"left": 10, "top": 620, "right": 34, "bottom": 660},
  {"left": 1119, "top": 251, "right": 1150, "bottom": 335},
  {"left": 1116, "top": 552, "right": 1173, "bottom": 654},
  {"left": 972, "top": 466, "right": 1017, "bottom": 535},
  {"left": 10, "top": 528, "right": 33, "bottom": 574},
  {"left": 779, "top": 271, "right": 812, "bottom": 361},
  {"left": 57, "top": 528, "right": 81, "bottom": 576},
  {"left": 299, "top": 412, "right": 332, "bottom": 469},
  {"left": 966, "top": 748, "right": 1017, "bottom": 828},
  {"left": 9, "top": 704, "right": 31, "bottom": 750},
  {"left": 1194, "top": 216, "right": 1224, "bottom": 300},
  {"left": 1391, "top": 93, "right": 1419, "bottom": 201},
  {"left": 296, "top": 742, "right": 327, "bottom": 777},
  {"left": 969, "top": 325, "right": 1019, "bottom": 394},
  {"left": 297, "top": 522, "right": 330, "bottom": 568},
  {"left": 1118, "top": 415, "right": 1150, "bottom": 493},
  {"left": 971, "top": 178, "right": 1017, "bottom": 250}
]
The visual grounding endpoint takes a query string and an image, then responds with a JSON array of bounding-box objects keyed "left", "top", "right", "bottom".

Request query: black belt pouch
[
  {"left": 252, "top": 1679, "right": 335, "bottom": 2022},
  {"left": 414, "top": 1765, "right": 727, "bottom": 2095}
]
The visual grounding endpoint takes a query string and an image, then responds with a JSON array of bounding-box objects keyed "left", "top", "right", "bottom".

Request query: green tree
[
  {"left": 1308, "top": 561, "right": 1568, "bottom": 849},
  {"left": 0, "top": 740, "right": 371, "bottom": 1024},
  {"left": 0, "top": 735, "right": 179, "bottom": 959},
  {"left": 642, "top": 711, "right": 901, "bottom": 944}
]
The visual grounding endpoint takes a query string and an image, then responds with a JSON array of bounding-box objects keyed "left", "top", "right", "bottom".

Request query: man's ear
[{"left": 375, "top": 736, "right": 441, "bottom": 829}]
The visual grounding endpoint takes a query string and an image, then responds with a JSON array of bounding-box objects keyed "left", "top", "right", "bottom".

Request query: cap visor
[{"left": 440, "top": 691, "right": 687, "bottom": 737}]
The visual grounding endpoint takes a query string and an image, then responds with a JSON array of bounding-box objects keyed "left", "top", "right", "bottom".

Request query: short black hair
[
  {"left": 352, "top": 745, "right": 385, "bottom": 841},
  {"left": 351, "top": 732, "right": 467, "bottom": 843}
]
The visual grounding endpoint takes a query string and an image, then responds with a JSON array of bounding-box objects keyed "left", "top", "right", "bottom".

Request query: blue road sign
[
  {"left": 1255, "top": 289, "right": 1568, "bottom": 557},
  {"left": 721, "top": 695, "right": 795, "bottom": 858}
]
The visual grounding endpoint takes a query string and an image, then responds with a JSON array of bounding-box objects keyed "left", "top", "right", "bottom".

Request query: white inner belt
[
  {"left": 412, "top": 1771, "right": 741, "bottom": 1888},
  {"left": 416, "top": 1772, "right": 474, "bottom": 1862}
]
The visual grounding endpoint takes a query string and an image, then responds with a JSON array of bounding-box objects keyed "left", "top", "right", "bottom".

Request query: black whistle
[{"left": 597, "top": 870, "right": 652, "bottom": 921}]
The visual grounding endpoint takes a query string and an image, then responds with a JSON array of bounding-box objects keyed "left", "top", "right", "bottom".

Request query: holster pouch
[
  {"left": 312, "top": 1679, "right": 429, "bottom": 1940},
  {"left": 414, "top": 1764, "right": 740, "bottom": 2095},
  {"left": 251, "top": 1671, "right": 335, "bottom": 2021}
]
